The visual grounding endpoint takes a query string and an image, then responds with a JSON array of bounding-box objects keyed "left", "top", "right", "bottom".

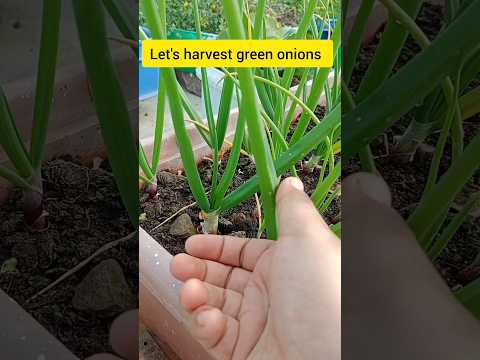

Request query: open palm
[{"left": 170, "top": 178, "right": 341, "bottom": 360}]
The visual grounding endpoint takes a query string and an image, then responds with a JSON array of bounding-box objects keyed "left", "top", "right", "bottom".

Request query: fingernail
[
  {"left": 286, "top": 177, "right": 304, "bottom": 192},
  {"left": 351, "top": 173, "right": 391, "bottom": 206}
]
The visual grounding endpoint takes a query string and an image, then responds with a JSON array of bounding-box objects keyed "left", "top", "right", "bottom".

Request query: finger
[
  {"left": 342, "top": 172, "right": 391, "bottom": 207},
  {"left": 189, "top": 306, "right": 239, "bottom": 359},
  {"left": 342, "top": 173, "right": 468, "bottom": 358},
  {"left": 170, "top": 253, "right": 251, "bottom": 292},
  {"left": 342, "top": 172, "right": 414, "bottom": 253},
  {"left": 109, "top": 310, "right": 138, "bottom": 360},
  {"left": 181, "top": 278, "right": 243, "bottom": 318},
  {"left": 185, "top": 234, "right": 273, "bottom": 270},
  {"left": 342, "top": 172, "right": 424, "bottom": 282},
  {"left": 276, "top": 177, "right": 330, "bottom": 238}
]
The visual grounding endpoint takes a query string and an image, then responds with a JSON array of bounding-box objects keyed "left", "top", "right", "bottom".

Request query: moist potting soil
[{"left": 0, "top": 157, "right": 137, "bottom": 358}]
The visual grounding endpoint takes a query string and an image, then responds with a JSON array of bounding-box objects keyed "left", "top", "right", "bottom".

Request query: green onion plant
[
  {"left": 0, "top": 0, "right": 139, "bottom": 227},
  {"left": 0, "top": 0, "right": 61, "bottom": 229},
  {"left": 141, "top": 0, "right": 341, "bottom": 239}
]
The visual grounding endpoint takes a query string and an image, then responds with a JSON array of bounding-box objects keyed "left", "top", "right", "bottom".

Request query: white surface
[{"left": 139, "top": 68, "right": 238, "bottom": 140}]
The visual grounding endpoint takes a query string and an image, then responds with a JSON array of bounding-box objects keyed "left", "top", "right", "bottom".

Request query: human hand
[
  {"left": 170, "top": 177, "right": 341, "bottom": 360},
  {"left": 86, "top": 310, "right": 138, "bottom": 360},
  {"left": 342, "top": 172, "right": 480, "bottom": 360}
]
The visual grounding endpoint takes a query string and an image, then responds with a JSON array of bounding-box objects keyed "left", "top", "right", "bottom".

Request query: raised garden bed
[
  {"left": 140, "top": 109, "right": 340, "bottom": 256},
  {"left": 139, "top": 105, "right": 339, "bottom": 360}
]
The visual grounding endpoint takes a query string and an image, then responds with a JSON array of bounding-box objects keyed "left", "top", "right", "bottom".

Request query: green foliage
[
  {"left": 167, "top": 0, "right": 224, "bottom": 33},
  {"left": 0, "top": 0, "right": 61, "bottom": 226},
  {"left": 141, "top": 0, "right": 341, "bottom": 238},
  {"left": 140, "top": 0, "right": 339, "bottom": 34},
  {"left": 73, "top": 0, "right": 138, "bottom": 225},
  {"left": 345, "top": 0, "right": 480, "bottom": 316}
]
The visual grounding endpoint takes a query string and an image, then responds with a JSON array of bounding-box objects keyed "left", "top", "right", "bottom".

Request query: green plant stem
[
  {"left": 283, "top": 68, "right": 310, "bottom": 135},
  {"left": 312, "top": 160, "right": 341, "bottom": 208},
  {"left": 30, "top": 0, "right": 61, "bottom": 172},
  {"left": 380, "top": 0, "right": 464, "bottom": 159},
  {"left": 216, "top": 77, "right": 235, "bottom": 147},
  {"left": 269, "top": 0, "right": 319, "bottom": 154},
  {"left": 343, "top": 0, "right": 480, "bottom": 160},
  {"left": 424, "top": 73, "right": 460, "bottom": 193},
  {"left": 179, "top": 86, "right": 213, "bottom": 148},
  {"left": 0, "top": 165, "right": 39, "bottom": 192},
  {"left": 73, "top": 0, "right": 138, "bottom": 225},
  {"left": 356, "top": 0, "right": 424, "bottom": 102},
  {"left": 351, "top": 0, "right": 423, "bottom": 165},
  {"left": 408, "top": 131, "right": 480, "bottom": 248},
  {"left": 428, "top": 192, "right": 480, "bottom": 260},
  {"left": 460, "top": 86, "right": 480, "bottom": 119},
  {"left": 455, "top": 277, "right": 480, "bottom": 319},
  {"left": 289, "top": 21, "right": 341, "bottom": 146},
  {"left": 221, "top": 105, "right": 341, "bottom": 211},
  {"left": 252, "top": 0, "right": 266, "bottom": 39},
  {"left": 224, "top": 0, "right": 279, "bottom": 239},
  {"left": 212, "top": 111, "right": 247, "bottom": 209},
  {"left": 151, "top": 75, "right": 166, "bottom": 175},
  {"left": 319, "top": 186, "right": 341, "bottom": 214},
  {"left": 0, "top": 87, "right": 33, "bottom": 179},
  {"left": 342, "top": 80, "right": 377, "bottom": 173},
  {"left": 193, "top": 0, "right": 219, "bottom": 196},
  {"left": 142, "top": 0, "right": 210, "bottom": 211},
  {"left": 102, "top": 0, "right": 137, "bottom": 42},
  {"left": 344, "top": 0, "right": 375, "bottom": 84},
  {"left": 201, "top": 210, "right": 219, "bottom": 234},
  {"left": 139, "top": 145, "right": 155, "bottom": 181},
  {"left": 254, "top": 76, "right": 322, "bottom": 124}
]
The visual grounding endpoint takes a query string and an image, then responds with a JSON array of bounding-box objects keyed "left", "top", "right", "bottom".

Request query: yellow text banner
[{"left": 142, "top": 40, "right": 333, "bottom": 68}]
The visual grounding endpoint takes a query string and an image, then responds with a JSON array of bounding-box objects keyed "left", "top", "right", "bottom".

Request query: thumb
[
  {"left": 342, "top": 176, "right": 480, "bottom": 359},
  {"left": 276, "top": 177, "right": 330, "bottom": 240},
  {"left": 109, "top": 310, "right": 138, "bottom": 360}
]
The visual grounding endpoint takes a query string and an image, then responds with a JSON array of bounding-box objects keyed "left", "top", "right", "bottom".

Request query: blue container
[
  {"left": 139, "top": 40, "right": 160, "bottom": 101},
  {"left": 283, "top": 19, "right": 336, "bottom": 40},
  {"left": 138, "top": 26, "right": 218, "bottom": 100},
  {"left": 316, "top": 19, "right": 336, "bottom": 39}
]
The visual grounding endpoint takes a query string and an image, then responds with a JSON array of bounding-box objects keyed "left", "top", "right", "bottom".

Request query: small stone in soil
[
  {"left": 219, "top": 217, "right": 233, "bottom": 227},
  {"left": 72, "top": 259, "right": 136, "bottom": 318},
  {"left": 158, "top": 171, "right": 178, "bottom": 186},
  {"left": 218, "top": 217, "right": 234, "bottom": 233},
  {"left": 231, "top": 212, "right": 247, "bottom": 227},
  {"left": 0, "top": 258, "right": 18, "bottom": 274},
  {"left": 169, "top": 213, "right": 197, "bottom": 239}
]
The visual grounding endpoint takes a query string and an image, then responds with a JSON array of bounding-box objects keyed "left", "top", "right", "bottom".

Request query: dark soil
[
  {"left": 0, "top": 158, "right": 137, "bottom": 358},
  {"left": 346, "top": 3, "right": 480, "bottom": 288},
  {"left": 141, "top": 107, "right": 340, "bottom": 256}
]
